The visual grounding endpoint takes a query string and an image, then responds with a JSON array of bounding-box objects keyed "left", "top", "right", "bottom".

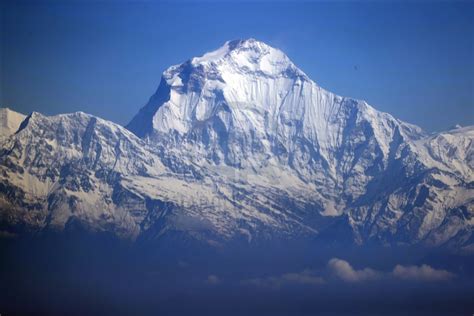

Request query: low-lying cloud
[
  {"left": 328, "top": 258, "right": 456, "bottom": 283},
  {"left": 328, "top": 258, "right": 381, "bottom": 282},
  {"left": 241, "top": 258, "right": 456, "bottom": 289},
  {"left": 392, "top": 264, "right": 455, "bottom": 281}
]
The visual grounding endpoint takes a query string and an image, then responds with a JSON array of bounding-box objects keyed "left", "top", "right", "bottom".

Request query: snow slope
[
  {"left": 0, "top": 108, "right": 26, "bottom": 138},
  {"left": 1, "top": 39, "right": 473, "bottom": 248}
]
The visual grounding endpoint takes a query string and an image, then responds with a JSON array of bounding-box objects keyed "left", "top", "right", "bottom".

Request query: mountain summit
[
  {"left": 189, "top": 38, "right": 303, "bottom": 76},
  {"left": 127, "top": 39, "right": 420, "bottom": 167},
  {"left": 127, "top": 38, "right": 308, "bottom": 139},
  {"left": 1, "top": 40, "right": 473, "bottom": 248}
]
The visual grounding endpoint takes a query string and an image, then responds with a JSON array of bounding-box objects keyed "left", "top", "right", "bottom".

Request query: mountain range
[{"left": 1, "top": 39, "right": 473, "bottom": 249}]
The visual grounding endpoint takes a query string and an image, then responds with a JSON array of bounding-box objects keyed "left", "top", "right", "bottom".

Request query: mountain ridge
[{"left": 1, "top": 39, "right": 473, "bottom": 249}]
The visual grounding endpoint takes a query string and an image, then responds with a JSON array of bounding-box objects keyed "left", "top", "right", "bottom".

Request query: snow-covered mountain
[
  {"left": 1, "top": 39, "right": 473, "bottom": 248},
  {"left": 0, "top": 108, "right": 25, "bottom": 139}
]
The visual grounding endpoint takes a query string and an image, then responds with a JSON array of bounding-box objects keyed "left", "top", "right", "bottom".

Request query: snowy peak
[
  {"left": 165, "top": 38, "right": 306, "bottom": 81},
  {"left": 127, "top": 39, "right": 416, "bottom": 166},
  {"left": 127, "top": 39, "right": 310, "bottom": 138},
  {"left": 125, "top": 40, "right": 437, "bottom": 199},
  {"left": 1, "top": 41, "right": 474, "bottom": 249},
  {"left": 0, "top": 108, "right": 26, "bottom": 137}
]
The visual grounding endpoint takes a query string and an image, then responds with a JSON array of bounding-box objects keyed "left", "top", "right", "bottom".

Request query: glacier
[{"left": 1, "top": 39, "right": 473, "bottom": 249}]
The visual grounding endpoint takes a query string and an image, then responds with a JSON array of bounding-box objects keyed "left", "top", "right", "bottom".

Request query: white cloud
[
  {"left": 327, "top": 258, "right": 381, "bottom": 282},
  {"left": 392, "top": 264, "right": 455, "bottom": 282},
  {"left": 327, "top": 258, "right": 456, "bottom": 283},
  {"left": 242, "top": 259, "right": 456, "bottom": 288},
  {"left": 242, "top": 269, "right": 325, "bottom": 289}
]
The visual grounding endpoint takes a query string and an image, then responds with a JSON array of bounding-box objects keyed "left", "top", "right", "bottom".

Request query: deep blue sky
[{"left": 1, "top": 1, "right": 473, "bottom": 131}]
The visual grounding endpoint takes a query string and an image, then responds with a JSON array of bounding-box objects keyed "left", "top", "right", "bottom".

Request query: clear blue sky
[{"left": 1, "top": 0, "right": 473, "bottom": 131}]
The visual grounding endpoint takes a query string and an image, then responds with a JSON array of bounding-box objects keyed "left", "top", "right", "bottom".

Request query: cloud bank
[
  {"left": 327, "top": 258, "right": 381, "bottom": 282},
  {"left": 328, "top": 258, "right": 456, "bottom": 283},
  {"left": 392, "top": 264, "right": 455, "bottom": 281},
  {"left": 241, "top": 259, "right": 456, "bottom": 289}
]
